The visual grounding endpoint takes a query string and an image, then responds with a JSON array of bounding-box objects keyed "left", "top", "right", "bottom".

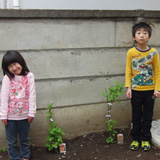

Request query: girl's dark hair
[
  {"left": 132, "top": 22, "right": 152, "bottom": 38},
  {"left": 2, "top": 50, "right": 29, "bottom": 79}
]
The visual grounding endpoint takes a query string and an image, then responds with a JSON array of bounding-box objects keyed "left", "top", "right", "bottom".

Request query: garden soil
[{"left": 1, "top": 128, "right": 160, "bottom": 160}]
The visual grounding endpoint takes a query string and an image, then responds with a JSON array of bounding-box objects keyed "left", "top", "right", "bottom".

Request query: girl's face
[{"left": 8, "top": 62, "right": 22, "bottom": 75}]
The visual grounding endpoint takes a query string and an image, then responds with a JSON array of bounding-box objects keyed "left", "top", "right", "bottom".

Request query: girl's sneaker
[
  {"left": 141, "top": 141, "right": 151, "bottom": 151},
  {"left": 130, "top": 140, "right": 139, "bottom": 150}
]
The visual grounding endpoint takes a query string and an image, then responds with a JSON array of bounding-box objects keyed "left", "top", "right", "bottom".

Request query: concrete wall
[{"left": 0, "top": 9, "right": 160, "bottom": 147}]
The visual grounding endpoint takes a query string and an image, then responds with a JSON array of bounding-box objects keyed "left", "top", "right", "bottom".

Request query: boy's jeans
[
  {"left": 131, "top": 90, "right": 155, "bottom": 142},
  {"left": 5, "top": 119, "right": 30, "bottom": 160}
]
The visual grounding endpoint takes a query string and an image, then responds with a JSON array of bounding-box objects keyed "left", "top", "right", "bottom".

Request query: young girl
[{"left": 0, "top": 50, "right": 36, "bottom": 160}]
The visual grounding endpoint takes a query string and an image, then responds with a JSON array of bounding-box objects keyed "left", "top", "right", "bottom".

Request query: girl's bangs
[{"left": 5, "top": 55, "right": 19, "bottom": 67}]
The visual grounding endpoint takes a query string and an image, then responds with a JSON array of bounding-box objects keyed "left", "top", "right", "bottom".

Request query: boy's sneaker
[
  {"left": 141, "top": 141, "right": 151, "bottom": 151},
  {"left": 130, "top": 140, "right": 139, "bottom": 150}
]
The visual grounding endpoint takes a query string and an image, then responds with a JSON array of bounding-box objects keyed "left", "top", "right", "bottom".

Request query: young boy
[{"left": 125, "top": 22, "right": 160, "bottom": 151}]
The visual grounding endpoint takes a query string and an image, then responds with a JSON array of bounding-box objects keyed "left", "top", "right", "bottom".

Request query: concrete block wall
[{"left": 0, "top": 10, "right": 160, "bottom": 147}]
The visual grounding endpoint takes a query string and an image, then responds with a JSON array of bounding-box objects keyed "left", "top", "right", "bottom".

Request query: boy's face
[{"left": 133, "top": 27, "right": 150, "bottom": 44}]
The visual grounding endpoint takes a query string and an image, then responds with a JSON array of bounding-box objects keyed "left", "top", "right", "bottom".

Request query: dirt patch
[{"left": 1, "top": 128, "right": 160, "bottom": 160}]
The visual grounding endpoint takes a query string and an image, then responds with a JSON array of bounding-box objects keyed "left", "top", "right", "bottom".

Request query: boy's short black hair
[
  {"left": 2, "top": 50, "right": 30, "bottom": 79},
  {"left": 132, "top": 22, "right": 152, "bottom": 38}
]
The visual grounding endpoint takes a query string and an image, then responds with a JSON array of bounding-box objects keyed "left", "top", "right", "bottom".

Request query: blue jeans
[{"left": 5, "top": 119, "right": 30, "bottom": 160}]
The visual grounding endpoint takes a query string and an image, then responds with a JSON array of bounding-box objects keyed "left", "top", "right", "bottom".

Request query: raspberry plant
[
  {"left": 103, "top": 80, "right": 124, "bottom": 143},
  {"left": 46, "top": 103, "right": 65, "bottom": 151}
]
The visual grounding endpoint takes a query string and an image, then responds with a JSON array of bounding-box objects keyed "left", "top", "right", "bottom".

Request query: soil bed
[{"left": 1, "top": 128, "right": 160, "bottom": 160}]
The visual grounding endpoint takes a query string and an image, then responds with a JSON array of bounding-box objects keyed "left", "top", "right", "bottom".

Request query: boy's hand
[
  {"left": 1, "top": 120, "right": 8, "bottom": 125},
  {"left": 28, "top": 117, "right": 34, "bottom": 124},
  {"left": 126, "top": 87, "right": 132, "bottom": 99},
  {"left": 154, "top": 90, "right": 160, "bottom": 98}
]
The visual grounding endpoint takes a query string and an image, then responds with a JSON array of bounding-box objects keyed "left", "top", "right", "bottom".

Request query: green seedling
[
  {"left": 0, "top": 147, "right": 7, "bottom": 152},
  {"left": 45, "top": 103, "right": 65, "bottom": 151},
  {"left": 103, "top": 80, "right": 124, "bottom": 144}
]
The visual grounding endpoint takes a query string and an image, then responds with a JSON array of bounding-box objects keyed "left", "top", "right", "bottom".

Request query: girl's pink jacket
[{"left": 0, "top": 72, "right": 36, "bottom": 120}]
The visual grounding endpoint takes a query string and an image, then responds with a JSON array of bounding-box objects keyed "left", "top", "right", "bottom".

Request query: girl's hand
[
  {"left": 126, "top": 87, "right": 132, "bottom": 99},
  {"left": 1, "top": 120, "right": 8, "bottom": 125},
  {"left": 28, "top": 117, "right": 34, "bottom": 124},
  {"left": 154, "top": 90, "right": 160, "bottom": 98}
]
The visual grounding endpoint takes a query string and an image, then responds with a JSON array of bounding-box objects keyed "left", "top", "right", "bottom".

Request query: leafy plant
[
  {"left": 103, "top": 80, "right": 124, "bottom": 144},
  {"left": 46, "top": 103, "right": 65, "bottom": 151},
  {"left": 0, "top": 147, "right": 7, "bottom": 152},
  {"left": 106, "top": 120, "right": 117, "bottom": 143},
  {"left": 103, "top": 80, "right": 124, "bottom": 103}
]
